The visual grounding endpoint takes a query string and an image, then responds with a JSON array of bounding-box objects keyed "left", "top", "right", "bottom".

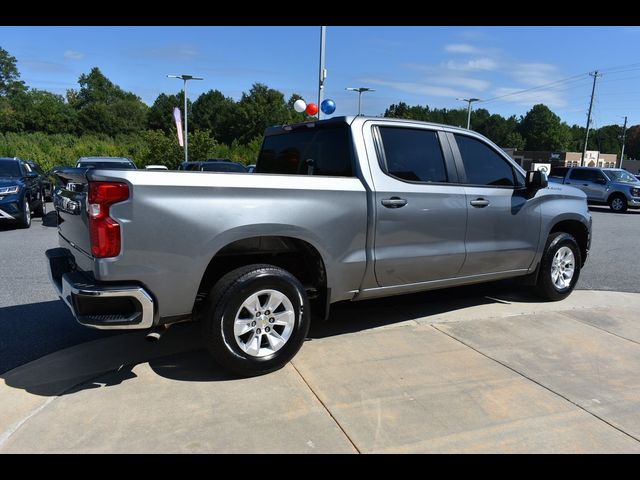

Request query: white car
[{"left": 145, "top": 165, "right": 169, "bottom": 171}]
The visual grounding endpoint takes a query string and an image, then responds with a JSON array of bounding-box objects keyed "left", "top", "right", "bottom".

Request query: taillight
[{"left": 88, "top": 182, "right": 129, "bottom": 258}]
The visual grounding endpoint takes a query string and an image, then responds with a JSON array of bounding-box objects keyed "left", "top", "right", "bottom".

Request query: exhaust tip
[{"left": 145, "top": 330, "right": 162, "bottom": 342}]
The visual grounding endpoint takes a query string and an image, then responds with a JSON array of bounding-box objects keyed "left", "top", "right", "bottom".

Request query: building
[{"left": 504, "top": 149, "right": 618, "bottom": 170}]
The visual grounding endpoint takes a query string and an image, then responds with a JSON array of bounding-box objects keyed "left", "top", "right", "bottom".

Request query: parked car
[
  {"left": 549, "top": 166, "right": 640, "bottom": 212},
  {"left": 0, "top": 157, "right": 46, "bottom": 228},
  {"left": 178, "top": 160, "right": 247, "bottom": 173},
  {"left": 75, "top": 157, "right": 137, "bottom": 169},
  {"left": 26, "top": 161, "right": 54, "bottom": 201},
  {"left": 145, "top": 165, "right": 169, "bottom": 171},
  {"left": 246, "top": 164, "right": 257, "bottom": 173},
  {"left": 47, "top": 116, "right": 591, "bottom": 377}
]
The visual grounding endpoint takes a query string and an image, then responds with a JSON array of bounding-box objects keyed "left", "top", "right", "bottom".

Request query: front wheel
[
  {"left": 609, "top": 194, "right": 628, "bottom": 213},
  {"left": 19, "top": 197, "right": 31, "bottom": 228},
  {"left": 202, "top": 264, "right": 310, "bottom": 377},
  {"left": 535, "top": 232, "right": 581, "bottom": 301}
]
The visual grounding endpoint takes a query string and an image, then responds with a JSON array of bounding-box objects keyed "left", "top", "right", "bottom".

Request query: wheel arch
[{"left": 194, "top": 235, "right": 329, "bottom": 321}]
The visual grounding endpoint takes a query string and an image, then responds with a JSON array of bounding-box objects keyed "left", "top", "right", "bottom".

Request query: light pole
[
  {"left": 318, "top": 26, "right": 327, "bottom": 120},
  {"left": 167, "top": 74, "right": 203, "bottom": 163},
  {"left": 346, "top": 87, "right": 375, "bottom": 116},
  {"left": 457, "top": 97, "right": 481, "bottom": 129}
]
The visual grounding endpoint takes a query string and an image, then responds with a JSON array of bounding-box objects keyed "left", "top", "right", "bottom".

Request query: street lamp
[
  {"left": 457, "top": 97, "right": 481, "bottom": 129},
  {"left": 167, "top": 74, "right": 204, "bottom": 163},
  {"left": 346, "top": 87, "right": 375, "bottom": 116}
]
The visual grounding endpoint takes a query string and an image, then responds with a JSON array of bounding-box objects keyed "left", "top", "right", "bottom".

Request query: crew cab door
[
  {"left": 448, "top": 132, "right": 540, "bottom": 276},
  {"left": 566, "top": 168, "right": 607, "bottom": 201},
  {"left": 368, "top": 124, "right": 467, "bottom": 286}
]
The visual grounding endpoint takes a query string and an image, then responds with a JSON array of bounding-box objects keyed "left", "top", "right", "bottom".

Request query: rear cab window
[{"left": 256, "top": 122, "right": 354, "bottom": 176}]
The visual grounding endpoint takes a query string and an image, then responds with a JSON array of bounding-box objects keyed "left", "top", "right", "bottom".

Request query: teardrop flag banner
[{"left": 173, "top": 107, "right": 184, "bottom": 147}]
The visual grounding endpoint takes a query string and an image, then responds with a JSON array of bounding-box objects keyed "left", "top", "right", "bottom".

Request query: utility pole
[
  {"left": 620, "top": 115, "right": 628, "bottom": 169},
  {"left": 167, "top": 74, "right": 204, "bottom": 163},
  {"left": 457, "top": 98, "right": 481, "bottom": 129},
  {"left": 318, "top": 26, "right": 327, "bottom": 120},
  {"left": 582, "top": 71, "right": 601, "bottom": 164}
]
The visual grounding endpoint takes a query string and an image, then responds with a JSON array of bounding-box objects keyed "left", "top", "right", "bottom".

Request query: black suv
[
  {"left": 178, "top": 159, "right": 247, "bottom": 173},
  {"left": 0, "top": 157, "right": 46, "bottom": 228}
]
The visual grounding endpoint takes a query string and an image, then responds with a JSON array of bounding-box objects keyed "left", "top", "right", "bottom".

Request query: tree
[
  {"left": 0, "top": 47, "right": 26, "bottom": 97},
  {"left": 148, "top": 92, "right": 187, "bottom": 133},
  {"left": 68, "top": 67, "right": 148, "bottom": 135},
  {"left": 519, "top": 104, "right": 571, "bottom": 151},
  {"left": 592, "top": 124, "right": 623, "bottom": 154},
  {"left": 21, "top": 89, "right": 76, "bottom": 134},
  {"left": 624, "top": 125, "right": 640, "bottom": 160},
  {"left": 191, "top": 89, "right": 236, "bottom": 143},
  {"left": 232, "top": 83, "right": 292, "bottom": 144}
]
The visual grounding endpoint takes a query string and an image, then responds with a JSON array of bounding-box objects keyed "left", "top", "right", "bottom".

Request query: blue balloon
[{"left": 321, "top": 99, "right": 336, "bottom": 115}]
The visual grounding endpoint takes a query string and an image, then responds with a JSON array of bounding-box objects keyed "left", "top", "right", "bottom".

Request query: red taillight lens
[{"left": 88, "top": 182, "right": 129, "bottom": 258}]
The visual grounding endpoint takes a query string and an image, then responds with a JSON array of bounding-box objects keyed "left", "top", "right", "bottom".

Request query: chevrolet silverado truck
[
  {"left": 548, "top": 166, "right": 640, "bottom": 212},
  {"left": 47, "top": 116, "right": 592, "bottom": 376}
]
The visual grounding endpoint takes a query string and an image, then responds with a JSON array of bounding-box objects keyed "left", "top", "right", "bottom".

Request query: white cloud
[
  {"left": 445, "top": 58, "right": 499, "bottom": 71},
  {"left": 512, "top": 63, "right": 558, "bottom": 86},
  {"left": 443, "top": 76, "right": 491, "bottom": 91},
  {"left": 362, "top": 78, "right": 466, "bottom": 99},
  {"left": 444, "top": 43, "right": 479, "bottom": 54},
  {"left": 64, "top": 50, "right": 84, "bottom": 60},
  {"left": 490, "top": 87, "right": 567, "bottom": 108}
]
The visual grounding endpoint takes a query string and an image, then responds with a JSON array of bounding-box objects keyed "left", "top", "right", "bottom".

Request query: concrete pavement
[{"left": 2, "top": 290, "right": 640, "bottom": 453}]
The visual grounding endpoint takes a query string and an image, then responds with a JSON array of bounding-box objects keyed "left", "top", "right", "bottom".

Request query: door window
[
  {"left": 378, "top": 127, "right": 448, "bottom": 183},
  {"left": 454, "top": 134, "right": 517, "bottom": 187}
]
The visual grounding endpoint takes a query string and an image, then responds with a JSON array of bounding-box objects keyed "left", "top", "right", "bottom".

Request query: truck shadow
[{"left": 0, "top": 281, "right": 543, "bottom": 397}]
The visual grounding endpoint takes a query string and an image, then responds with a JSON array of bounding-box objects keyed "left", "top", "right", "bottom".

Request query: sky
[{"left": 1, "top": 26, "right": 640, "bottom": 128}]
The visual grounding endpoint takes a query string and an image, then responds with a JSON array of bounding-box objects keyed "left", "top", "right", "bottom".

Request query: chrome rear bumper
[{"left": 46, "top": 248, "right": 155, "bottom": 330}]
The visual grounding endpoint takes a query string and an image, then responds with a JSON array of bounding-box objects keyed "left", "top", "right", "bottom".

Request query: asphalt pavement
[{"left": 0, "top": 203, "right": 638, "bottom": 374}]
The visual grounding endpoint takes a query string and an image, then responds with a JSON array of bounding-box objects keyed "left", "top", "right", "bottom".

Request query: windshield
[
  {"left": 201, "top": 163, "right": 246, "bottom": 172},
  {"left": 0, "top": 161, "right": 21, "bottom": 177},
  {"left": 77, "top": 161, "right": 135, "bottom": 169},
  {"left": 605, "top": 170, "right": 639, "bottom": 183}
]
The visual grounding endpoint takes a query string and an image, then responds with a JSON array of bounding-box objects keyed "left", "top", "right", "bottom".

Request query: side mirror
[
  {"left": 526, "top": 170, "right": 548, "bottom": 190},
  {"left": 26, "top": 172, "right": 39, "bottom": 179},
  {"left": 594, "top": 178, "right": 607, "bottom": 185}
]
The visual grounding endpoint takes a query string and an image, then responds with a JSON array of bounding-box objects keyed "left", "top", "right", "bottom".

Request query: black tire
[
  {"left": 535, "top": 232, "right": 581, "bottom": 301},
  {"left": 608, "top": 194, "right": 628, "bottom": 213},
  {"left": 19, "top": 197, "right": 31, "bottom": 229},
  {"left": 33, "top": 191, "right": 45, "bottom": 217},
  {"left": 202, "top": 264, "right": 310, "bottom": 377}
]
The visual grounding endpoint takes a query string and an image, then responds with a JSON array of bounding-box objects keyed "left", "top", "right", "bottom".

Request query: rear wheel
[
  {"left": 535, "top": 232, "right": 581, "bottom": 301},
  {"left": 202, "top": 264, "right": 310, "bottom": 377},
  {"left": 609, "top": 194, "right": 628, "bottom": 213},
  {"left": 19, "top": 198, "right": 31, "bottom": 228}
]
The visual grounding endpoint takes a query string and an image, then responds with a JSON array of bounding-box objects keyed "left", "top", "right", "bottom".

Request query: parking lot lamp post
[
  {"left": 345, "top": 87, "right": 375, "bottom": 116},
  {"left": 167, "top": 74, "right": 204, "bottom": 163},
  {"left": 457, "top": 98, "right": 481, "bottom": 129}
]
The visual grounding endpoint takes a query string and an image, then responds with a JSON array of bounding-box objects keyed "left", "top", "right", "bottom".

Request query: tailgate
[{"left": 53, "top": 168, "right": 92, "bottom": 257}]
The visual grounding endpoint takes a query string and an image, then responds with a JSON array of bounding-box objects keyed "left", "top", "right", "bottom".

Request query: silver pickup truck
[{"left": 47, "top": 116, "right": 592, "bottom": 376}]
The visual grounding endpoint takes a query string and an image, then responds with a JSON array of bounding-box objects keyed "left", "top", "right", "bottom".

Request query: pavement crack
[
  {"left": 289, "top": 361, "right": 361, "bottom": 454},
  {"left": 430, "top": 323, "right": 640, "bottom": 446},
  {"left": 0, "top": 396, "right": 55, "bottom": 449},
  {"left": 556, "top": 312, "right": 640, "bottom": 347}
]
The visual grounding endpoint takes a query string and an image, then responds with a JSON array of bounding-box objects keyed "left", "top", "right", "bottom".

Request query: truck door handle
[
  {"left": 470, "top": 198, "right": 490, "bottom": 208},
  {"left": 381, "top": 197, "right": 408, "bottom": 208},
  {"left": 582, "top": 183, "right": 589, "bottom": 186}
]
